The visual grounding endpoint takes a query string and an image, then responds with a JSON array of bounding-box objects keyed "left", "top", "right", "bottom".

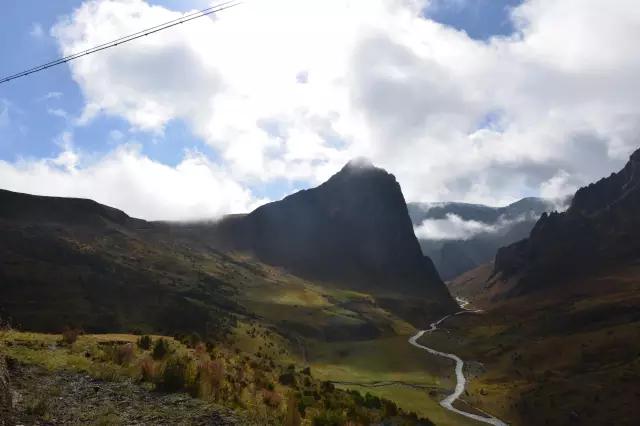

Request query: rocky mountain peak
[
  {"left": 212, "top": 160, "right": 456, "bottom": 313},
  {"left": 569, "top": 147, "right": 640, "bottom": 215}
]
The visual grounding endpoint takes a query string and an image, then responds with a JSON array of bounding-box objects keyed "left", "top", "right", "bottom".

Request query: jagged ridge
[{"left": 494, "top": 148, "right": 640, "bottom": 295}]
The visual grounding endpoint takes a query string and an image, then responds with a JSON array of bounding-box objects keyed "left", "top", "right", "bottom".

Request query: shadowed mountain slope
[
  {"left": 0, "top": 159, "right": 457, "bottom": 338},
  {"left": 0, "top": 189, "right": 244, "bottom": 335},
  {"left": 494, "top": 147, "right": 640, "bottom": 296},
  {"left": 209, "top": 160, "right": 455, "bottom": 311}
]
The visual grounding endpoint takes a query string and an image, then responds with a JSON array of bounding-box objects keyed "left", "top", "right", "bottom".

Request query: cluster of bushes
[
  {"left": 131, "top": 336, "right": 432, "bottom": 424},
  {"left": 40, "top": 330, "right": 433, "bottom": 425}
]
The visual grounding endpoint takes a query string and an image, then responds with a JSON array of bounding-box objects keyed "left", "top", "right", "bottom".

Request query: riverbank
[{"left": 409, "top": 312, "right": 508, "bottom": 426}]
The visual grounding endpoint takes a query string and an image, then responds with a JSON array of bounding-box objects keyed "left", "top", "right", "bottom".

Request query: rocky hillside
[
  {"left": 211, "top": 160, "right": 455, "bottom": 309},
  {"left": 0, "top": 356, "right": 11, "bottom": 424},
  {"left": 494, "top": 148, "right": 640, "bottom": 296},
  {"left": 408, "top": 198, "right": 552, "bottom": 280}
]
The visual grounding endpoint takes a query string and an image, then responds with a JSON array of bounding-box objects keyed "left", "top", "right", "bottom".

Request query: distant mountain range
[{"left": 408, "top": 197, "right": 555, "bottom": 280}]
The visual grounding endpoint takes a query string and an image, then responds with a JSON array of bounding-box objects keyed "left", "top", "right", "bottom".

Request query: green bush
[
  {"left": 312, "top": 409, "right": 346, "bottom": 426},
  {"left": 160, "top": 355, "right": 190, "bottom": 392},
  {"left": 152, "top": 338, "right": 169, "bottom": 360},
  {"left": 137, "top": 335, "right": 152, "bottom": 350}
]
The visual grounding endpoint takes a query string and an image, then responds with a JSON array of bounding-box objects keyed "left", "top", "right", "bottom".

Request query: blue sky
[
  {"left": 424, "top": 0, "right": 523, "bottom": 40},
  {"left": 0, "top": 0, "right": 214, "bottom": 166},
  {"left": 0, "top": 0, "right": 636, "bottom": 221}
]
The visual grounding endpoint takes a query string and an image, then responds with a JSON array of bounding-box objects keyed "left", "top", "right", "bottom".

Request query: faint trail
[
  {"left": 329, "top": 380, "right": 437, "bottom": 391},
  {"left": 408, "top": 310, "right": 509, "bottom": 426}
]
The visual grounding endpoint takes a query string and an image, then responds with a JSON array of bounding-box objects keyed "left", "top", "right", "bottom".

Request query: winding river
[{"left": 408, "top": 309, "right": 509, "bottom": 426}]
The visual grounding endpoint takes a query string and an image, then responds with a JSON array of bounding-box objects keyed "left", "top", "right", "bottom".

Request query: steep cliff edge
[{"left": 212, "top": 160, "right": 456, "bottom": 310}]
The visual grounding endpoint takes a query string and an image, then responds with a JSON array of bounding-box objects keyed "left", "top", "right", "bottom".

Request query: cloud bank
[
  {"left": 414, "top": 211, "right": 541, "bottom": 240},
  {"left": 2, "top": 0, "right": 639, "bottom": 220},
  {"left": 0, "top": 143, "right": 263, "bottom": 221}
]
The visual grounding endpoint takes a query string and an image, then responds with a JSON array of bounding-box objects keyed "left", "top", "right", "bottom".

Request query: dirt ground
[{"left": 1, "top": 359, "right": 247, "bottom": 426}]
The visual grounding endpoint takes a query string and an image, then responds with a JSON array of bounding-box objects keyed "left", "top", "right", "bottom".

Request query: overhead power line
[{"left": 0, "top": 1, "right": 241, "bottom": 86}]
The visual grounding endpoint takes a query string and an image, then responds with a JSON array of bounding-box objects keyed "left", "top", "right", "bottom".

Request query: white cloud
[
  {"left": 539, "top": 169, "right": 577, "bottom": 200},
  {"left": 47, "top": 108, "right": 69, "bottom": 119},
  {"left": 0, "top": 143, "right": 264, "bottom": 221},
  {"left": 47, "top": 0, "right": 640, "bottom": 207},
  {"left": 38, "top": 92, "right": 64, "bottom": 102},
  {"left": 413, "top": 209, "right": 544, "bottom": 240},
  {"left": 30, "top": 23, "right": 45, "bottom": 38},
  {"left": 414, "top": 213, "right": 499, "bottom": 240}
]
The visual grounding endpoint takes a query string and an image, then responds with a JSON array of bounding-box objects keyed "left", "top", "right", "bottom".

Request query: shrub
[
  {"left": 279, "top": 372, "right": 296, "bottom": 386},
  {"left": 0, "top": 316, "right": 12, "bottom": 332},
  {"left": 137, "top": 335, "right": 152, "bottom": 350},
  {"left": 364, "top": 392, "right": 381, "bottom": 409},
  {"left": 194, "top": 342, "right": 208, "bottom": 358},
  {"left": 116, "top": 343, "right": 135, "bottom": 366},
  {"left": 61, "top": 327, "right": 81, "bottom": 345},
  {"left": 160, "top": 355, "right": 190, "bottom": 392},
  {"left": 312, "top": 409, "right": 346, "bottom": 426},
  {"left": 199, "top": 359, "right": 225, "bottom": 399},
  {"left": 262, "top": 389, "right": 283, "bottom": 408},
  {"left": 140, "top": 356, "right": 156, "bottom": 383},
  {"left": 382, "top": 399, "right": 398, "bottom": 417},
  {"left": 152, "top": 338, "right": 169, "bottom": 360},
  {"left": 186, "top": 332, "right": 202, "bottom": 348}
]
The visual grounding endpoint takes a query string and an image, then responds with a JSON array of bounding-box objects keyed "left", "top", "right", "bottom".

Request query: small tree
[
  {"left": 152, "top": 338, "right": 169, "bottom": 360},
  {"left": 137, "top": 335, "right": 152, "bottom": 350},
  {"left": 160, "top": 355, "right": 189, "bottom": 392}
]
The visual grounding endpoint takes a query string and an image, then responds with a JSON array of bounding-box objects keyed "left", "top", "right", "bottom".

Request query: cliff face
[
  {"left": 494, "top": 148, "right": 640, "bottom": 295},
  {"left": 213, "top": 160, "right": 455, "bottom": 306}
]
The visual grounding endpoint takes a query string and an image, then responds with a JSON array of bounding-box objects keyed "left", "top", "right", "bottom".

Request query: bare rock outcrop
[{"left": 0, "top": 356, "right": 12, "bottom": 425}]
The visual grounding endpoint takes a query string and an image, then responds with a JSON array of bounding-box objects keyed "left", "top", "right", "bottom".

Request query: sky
[{"left": 0, "top": 0, "right": 639, "bottom": 221}]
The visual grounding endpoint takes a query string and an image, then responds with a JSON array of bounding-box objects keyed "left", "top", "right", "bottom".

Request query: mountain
[
  {"left": 0, "top": 159, "right": 456, "bottom": 337},
  {"left": 493, "top": 148, "right": 640, "bottom": 296},
  {"left": 408, "top": 198, "right": 552, "bottom": 280},
  {"left": 209, "top": 160, "right": 456, "bottom": 313},
  {"left": 0, "top": 189, "right": 246, "bottom": 335},
  {"left": 440, "top": 149, "right": 640, "bottom": 425}
]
